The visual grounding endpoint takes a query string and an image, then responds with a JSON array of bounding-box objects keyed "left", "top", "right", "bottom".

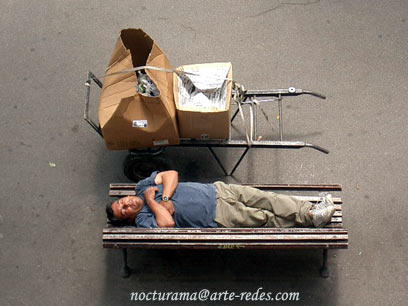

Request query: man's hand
[
  {"left": 144, "top": 186, "right": 159, "bottom": 201},
  {"left": 160, "top": 200, "right": 175, "bottom": 215}
]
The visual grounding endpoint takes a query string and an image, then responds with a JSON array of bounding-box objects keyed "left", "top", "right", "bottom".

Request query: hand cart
[{"left": 85, "top": 71, "right": 328, "bottom": 181}]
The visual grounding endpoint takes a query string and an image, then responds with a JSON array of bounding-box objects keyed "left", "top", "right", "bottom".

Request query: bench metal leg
[
  {"left": 320, "top": 249, "right": 330, "bottom": 278},
  {"left": 120, "top": 249, "right": 130, "bottom": 278}
]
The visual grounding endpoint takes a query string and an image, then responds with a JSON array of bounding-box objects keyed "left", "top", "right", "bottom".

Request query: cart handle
[
  {"left": 84, "top": 71, "right": 103, "bottom": 138},
  {"left": 245, "top": 87, "right": 326, "bottom": 99}
]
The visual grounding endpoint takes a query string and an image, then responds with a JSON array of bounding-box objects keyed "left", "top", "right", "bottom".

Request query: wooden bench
[{"left": 104, "top": 183, "right": 348, "bottom": 278}]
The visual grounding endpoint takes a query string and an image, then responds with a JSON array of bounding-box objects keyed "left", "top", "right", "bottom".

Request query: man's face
[{"left": 111, "top": 196, "right": 144, "bottom": 221}]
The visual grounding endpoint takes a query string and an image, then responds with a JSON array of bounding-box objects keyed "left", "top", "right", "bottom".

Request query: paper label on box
[
  {"left": 153, "top": 140, "right": 169, "bottom": 146},
  {"left": 132, "top": 120, "right": 147, "bottom": 128}
]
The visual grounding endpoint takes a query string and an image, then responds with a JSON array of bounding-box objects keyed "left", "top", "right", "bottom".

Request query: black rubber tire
[{"left": 123, "top": 154, "right": 172, "bottom": 182}]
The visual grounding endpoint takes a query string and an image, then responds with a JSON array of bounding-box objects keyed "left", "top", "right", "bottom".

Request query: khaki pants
[{"left": 213, "top": 182, "right": 313, "bottom": 228}]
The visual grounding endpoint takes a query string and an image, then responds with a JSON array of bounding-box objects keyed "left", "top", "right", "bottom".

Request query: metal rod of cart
[{"left": 85, "top": 71, "right": 328, "bottom": 181}]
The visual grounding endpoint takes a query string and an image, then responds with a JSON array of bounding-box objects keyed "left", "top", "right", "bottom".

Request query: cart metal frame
[{"left": 85, "top": 71, "right": 329, "bottom": 177}]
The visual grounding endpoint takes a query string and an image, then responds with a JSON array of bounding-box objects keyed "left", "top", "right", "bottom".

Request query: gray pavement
[{"left": 1, "top": 1, "right": 407, "bottom": 305}]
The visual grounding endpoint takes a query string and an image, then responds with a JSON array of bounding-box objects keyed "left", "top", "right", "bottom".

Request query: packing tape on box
[
  {"left": 97, "top": 65, "right": 234, "bottom": 83},
  {"left": 232, "top": 82, "right": 252, "bottom": 146}
]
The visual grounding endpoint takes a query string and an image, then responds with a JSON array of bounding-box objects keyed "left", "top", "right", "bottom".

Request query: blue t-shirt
[{"left": 135, "top": 171, "right": 218, "bottom": 228}]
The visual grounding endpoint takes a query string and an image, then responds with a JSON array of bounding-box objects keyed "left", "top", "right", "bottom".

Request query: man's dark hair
[{"left": 106, "top": 201, "right": 131, "bottom": 226}]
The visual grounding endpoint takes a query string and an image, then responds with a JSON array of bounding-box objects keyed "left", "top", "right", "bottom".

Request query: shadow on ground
[{"left": 102, "top": 248, "right": 339, "bottom": 305}]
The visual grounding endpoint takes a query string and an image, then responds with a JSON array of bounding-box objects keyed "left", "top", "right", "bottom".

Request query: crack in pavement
[{"left": 249, "top": 0, "right": 321, "bottom": 18}]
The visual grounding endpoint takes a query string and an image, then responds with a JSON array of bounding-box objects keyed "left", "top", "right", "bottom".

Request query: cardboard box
[
  {"left": 174, "top": 62, "right": 232, "bottom": 140},
  {"left": 98, "top": 29, "right": 179, "bottom": 150}
]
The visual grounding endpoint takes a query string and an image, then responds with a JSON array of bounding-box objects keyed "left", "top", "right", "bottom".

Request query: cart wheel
[{"left": 123, "top": 155, "right": 172, "bottom": 182}]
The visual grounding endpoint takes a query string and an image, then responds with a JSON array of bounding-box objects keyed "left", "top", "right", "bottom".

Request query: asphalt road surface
[{"left": 1, "top": 1, "right": 407, "bottom": 305}]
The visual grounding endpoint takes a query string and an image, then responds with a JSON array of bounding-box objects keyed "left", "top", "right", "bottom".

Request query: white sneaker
[
  {"left": 312, "top": 205, "right": 336, "bottom": 227},
  {"left": 316, "top": 193, "right": 333, "bottom": 209}
]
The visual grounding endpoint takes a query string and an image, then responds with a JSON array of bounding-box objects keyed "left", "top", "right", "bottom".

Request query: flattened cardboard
[
  {"left": 98, "top": 29, "right": 179, "bottom": 150},
  {"left": 174, "top": 62, "right": 232, "bottom": 140}
]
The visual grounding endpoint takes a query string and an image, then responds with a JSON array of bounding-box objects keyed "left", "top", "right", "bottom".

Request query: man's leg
[
  {"left": 214, "top": 196, "right": 276, "bottom": 228},
  {"left": 214, "top": 182, "right": 313, "bottom": 228}
]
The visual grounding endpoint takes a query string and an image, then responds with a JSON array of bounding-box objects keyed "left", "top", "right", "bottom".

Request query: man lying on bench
[{"left": 106, "top": 170, "right": 335, "bottom": 228}]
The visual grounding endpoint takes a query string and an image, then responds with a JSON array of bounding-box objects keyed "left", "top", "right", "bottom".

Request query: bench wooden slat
[
  {"left": 241, "top": 184, "right": 342, "bottom": 191},
  {"left": 292, "top": 196, "right": 342, "bottom": 203},
  {"left": 103, "top": 241, "right": 348, "bottom": 250},
  {"left": 110, "top": 183, "right": 342, "bottom": 191},
  {"left": 110, "top": 190, "right": 136, "bottom": 196},
  {"left": 326, "top": 223, "right": 343, "bottom": 228},
  {"left": 103, "top": 233, "right": 348, "bottom": 241},
  {"left": 103, "top": 227, "right": 348, "bottom": 234},
  {"left": 109, "top": 189, "right": 343, "bottom": 204}
]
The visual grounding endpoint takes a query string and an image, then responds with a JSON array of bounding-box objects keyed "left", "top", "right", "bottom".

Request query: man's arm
[
  {"left": 154, "top": 170, "right": 178, "bottom": 198},
  {"left": 144, "top": 187, "right": 175, "bottom": 228},
  {"left": 154, "top": 170, "right": 178, "bottom": 215}
]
